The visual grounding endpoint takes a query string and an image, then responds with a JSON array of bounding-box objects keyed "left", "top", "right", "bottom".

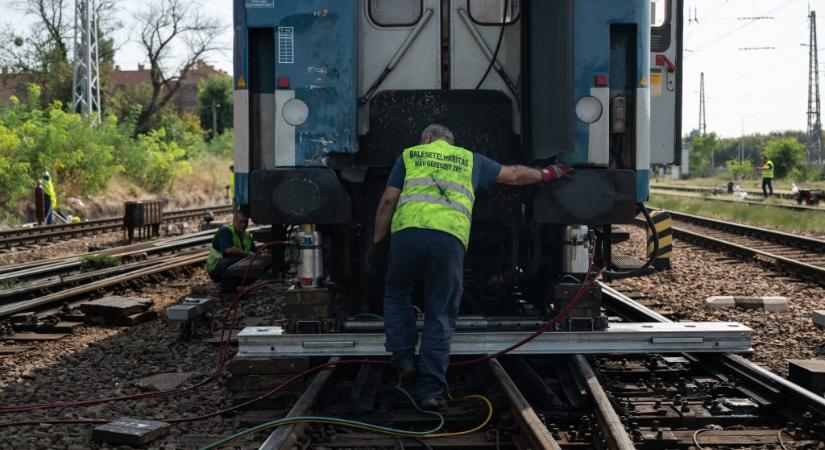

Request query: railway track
[
  {"left": 0, "top": 204, "right": 232, "bottom": 250},
  {"left": 651, "top": 184, "right": 798, "bottom": 201},
  {"left": 651, "top": 186, "right": 825, "bottom": 212},
  {"left": 647, "top": 209, "right": 825, "bottom": 285},
  {"left": 220, "top": 286, "right": 824, "bottom": 450}
]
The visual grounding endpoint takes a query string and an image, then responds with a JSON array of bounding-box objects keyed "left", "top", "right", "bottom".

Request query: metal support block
[
  {"left": 237, "top": 322, "right": 752, "bottom": 357},
  {"left": 166, "top": 297, "right": 216, "bottom": 321}
]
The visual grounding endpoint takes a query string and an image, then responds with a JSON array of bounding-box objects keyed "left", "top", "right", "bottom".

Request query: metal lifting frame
[
  {"left": 72, "top": 0, "right": 101, "bottom": 121},
  {"left": 237, "top": 322, "right": 752, "bottom": 357}
]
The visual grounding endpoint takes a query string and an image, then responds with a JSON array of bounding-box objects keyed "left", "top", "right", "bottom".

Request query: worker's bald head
[{"left": 420, "top": 124, "right": 455, "bottom": 145}]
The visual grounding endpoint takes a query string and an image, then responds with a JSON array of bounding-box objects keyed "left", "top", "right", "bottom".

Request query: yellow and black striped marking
[{"left": 646, "top": 211, "right": 673, "bottom": 270}]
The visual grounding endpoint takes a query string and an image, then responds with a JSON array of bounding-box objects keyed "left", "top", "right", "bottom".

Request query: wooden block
[
  {"left": 228, "top": 356, "right": 310, "bottom": 375},
  {"left": 9, "top": 312, "right": 34, "bottom": 324},
  {"left": 0, "top": 345, "right": 34, "bottom": 354},
  {"left": 227, "top": 374, "right": 305, "bottom": 393},
  {"left": 92, "top": 418, "right": 170, "bottom": 446},
  {"left": 789, "top": 360, "right": 825, "bottom": 394},
  {"left": 80, "top": 296, "right": 152, "bottom": 318},
  {"left": 86, "top": 311, "right": 157, "bottom": 327},
  {"left": 8, "top": 333, "right": 68, "bottom": 342},
  {"left": 17, "top": 321, "right": 83, "bottom": 334}
]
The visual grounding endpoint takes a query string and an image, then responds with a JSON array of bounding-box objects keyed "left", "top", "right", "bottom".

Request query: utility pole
[
  {"left": 211, "top": 101, "right": 219, "bottom": 139},
  {"left": 807, "top": 11, "right": 822, "bottom": 164},
  {"left": 699, "top": 72, "right": 707, "bottom": 136},
  {"left": 699, "top": 72, "right": 712, "bottom": 169},
  {"left": 71, "top": 0, "right": 101, "bottom": 122}
]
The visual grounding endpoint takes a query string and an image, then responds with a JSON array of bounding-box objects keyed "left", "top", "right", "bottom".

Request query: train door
[
  {"left": 449, "top": 0, "right": 522, "bottom": 132},
  {"left": 650, "top": 0, "right": 683, "bottom": 165},
  {"left": 357, "top": 0, "right": 442, "bottom": 135}
]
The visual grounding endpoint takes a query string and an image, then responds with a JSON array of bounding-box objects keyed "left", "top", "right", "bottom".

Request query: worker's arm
[
  {"left": 496, "top": 164, "right": 572, "bottom": 186},
  {"left": 372, "top": 187, "right": 401, "bottom": 244}
]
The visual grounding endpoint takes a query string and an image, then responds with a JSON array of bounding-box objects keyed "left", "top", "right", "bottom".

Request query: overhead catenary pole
[
  {"left": 699, "top": 72, "right": 707, "bottom": 137},
  {"left": 807, "top": 11, "right": 822, "bottom": 164},
  {"left": 71, "top": 0, "right": 101, "bottom": 122}
]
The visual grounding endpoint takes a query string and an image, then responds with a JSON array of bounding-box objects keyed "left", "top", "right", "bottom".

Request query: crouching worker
[{"left": 206, "top": 208, "right": 255, "bottom": 294}]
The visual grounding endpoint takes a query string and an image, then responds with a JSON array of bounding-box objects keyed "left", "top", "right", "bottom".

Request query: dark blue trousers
[
  {"left": 383, "top": 228, "right": 465, "bottom": 400},
  {"left": 208, "top": 256, "right": 244, "bottom": 293}
]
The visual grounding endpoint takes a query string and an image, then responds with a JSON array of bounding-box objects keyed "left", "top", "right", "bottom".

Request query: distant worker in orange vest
[{"left": 42, "top": 171, "right": 57, "bottom": 224}]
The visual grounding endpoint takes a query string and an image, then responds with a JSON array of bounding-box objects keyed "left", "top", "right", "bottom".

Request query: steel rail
[
  {"left": 637, "top": 209, "right": 825, "bottom": 284},
  {"left": 488, "top": 358, "right": 563, "bottom": 450},
  {"left": 651, "top": 184, "right": 796, "bottom": 200},
  {"left": 664, "top": 209, "right": 825, "bottom": 251},
  {"left": 600, "top": 283, "right": 825, "bottom": 422},
  {"left": 0, "top": 205, "right": 231, "bottom": 249},
  {"left": 259, "top": 358, "right": 340, "bottom": 450},
  {"left": 651, "top": 187, "right": 824, "bottom": 212},
  {"left": 570, "top": 355, "right": 636, "bottom": 450},
  {"left": 0, "top": 229, "right": 217, "bottom": 284},
  {"left": 0, "top": 252, "right": 207, "bottom": 318},
  {"left": 662, "top": 223, "right": 825, "bottom": 285}
]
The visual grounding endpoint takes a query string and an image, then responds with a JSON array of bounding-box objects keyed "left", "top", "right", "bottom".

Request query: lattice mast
[
  {"left": 71, "top": 0, "right": 101, "bottom": 121},
  {"left": 699, "top": 72, "right": 706, "bottom": 136},
  {"left": 807, "top": 11, "right": 822, "bottom": 163}
]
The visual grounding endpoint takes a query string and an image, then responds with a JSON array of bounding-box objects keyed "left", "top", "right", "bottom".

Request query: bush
[
  {"left": 206, "top": 130, "right": 234, "bottom": 158},
  {"left": 788, "top": 163, "right": 825, "bottom": 183},
  {"left": 725, "top": 160, "right": 754, "bottom": 180},
  {"left": 762, "top": 138, "right": 806, "bottom": 179},
  {"left": 80, "top": 255, "right": 121, "bottom": 272},
  {"left": 120, "top": 128, "right": 192, "bottom": 191}
]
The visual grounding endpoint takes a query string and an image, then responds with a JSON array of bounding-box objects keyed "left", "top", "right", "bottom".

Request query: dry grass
[{"left": 656, "top": 177, "right": 825, "bottom": 192}]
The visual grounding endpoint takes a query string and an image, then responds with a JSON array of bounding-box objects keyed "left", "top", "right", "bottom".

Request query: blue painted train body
[{"left": 232, "top": 0, "right": 682, "bottom": 312}]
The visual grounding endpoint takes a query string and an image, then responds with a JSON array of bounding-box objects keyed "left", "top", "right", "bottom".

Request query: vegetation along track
[
  {"left": 647, "top": 209, "right": 825, "bottom": 285},
  {"left": 213, "top": 286, "right": 824, "bottom": 449},
  {"left": 0, "top": 204, "right": 233, "bottom": 250}
]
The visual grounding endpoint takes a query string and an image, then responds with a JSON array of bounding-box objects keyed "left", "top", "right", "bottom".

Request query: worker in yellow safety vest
[
  {"left": 369, "top": 124, "right": 572, "bottom": 411},
  {"left": 757, "top": 155, "right": 774, "bottom": 198},
  {"left": 206, "top": 208, "right": 255, "bottom": 294},
  {"left": 42, "top": 171, "right": 57, "bottom": 225}
]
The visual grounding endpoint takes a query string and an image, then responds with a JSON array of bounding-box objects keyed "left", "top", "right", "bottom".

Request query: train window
[
  {"left": 369, "top": 0, "right": 423, "bottom": 27},
  {"left": 651, "top": 0, "right": 669, "bottom": 28},
  {"left": 469, "top": 0, "right": 521, "bottom": 25}
]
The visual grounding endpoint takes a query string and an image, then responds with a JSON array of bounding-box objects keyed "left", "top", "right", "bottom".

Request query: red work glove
[{"left": 540, "top": 164, "right": 573, "bottom": 182}]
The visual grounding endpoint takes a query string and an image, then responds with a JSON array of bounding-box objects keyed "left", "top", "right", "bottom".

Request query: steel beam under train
[{"left": 237, "top": 322, "right": 751, "bottom": 357}]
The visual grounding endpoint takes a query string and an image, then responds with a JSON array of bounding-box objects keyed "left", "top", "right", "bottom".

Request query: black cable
[
  {"left": 474, "top": 0, "right": 509, "bottom": 89},
  {"left": 601, "top": 203, "right": 659, "bottom": 278}
]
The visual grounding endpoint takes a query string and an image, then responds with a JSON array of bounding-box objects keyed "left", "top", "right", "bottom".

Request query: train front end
[{"left": 232, "top": 0, "right": 682, "bottom": 327}]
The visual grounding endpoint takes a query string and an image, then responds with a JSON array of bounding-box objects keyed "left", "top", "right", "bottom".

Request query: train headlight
[
  {"left": 575, "top": 96, "right": 603, "bottom": 124},
  {"left": 283, "top": 98, "right": 309, "bottom": 126}
]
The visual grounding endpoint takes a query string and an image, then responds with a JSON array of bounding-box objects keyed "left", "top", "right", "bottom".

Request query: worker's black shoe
[
  {"left": 397, "top": 365, "right": 417, "bottom": 384},
  {"left": 419, "top": 397, "right": 448, "bottom": 412}
]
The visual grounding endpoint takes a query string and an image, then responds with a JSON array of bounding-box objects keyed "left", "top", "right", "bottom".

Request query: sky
[{"left": 0, "top": 0, "right": 823, "bottom": 138}]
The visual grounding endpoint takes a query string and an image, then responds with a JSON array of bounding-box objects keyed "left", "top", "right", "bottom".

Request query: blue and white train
[{"left": 231, "top": 0, "right": 683, "bottom": 318}]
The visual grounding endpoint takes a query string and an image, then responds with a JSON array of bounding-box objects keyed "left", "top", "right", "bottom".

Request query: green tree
[
  {"left": 762, "top": 137, "right": 806, "bottom": 179},
  {"left": 198, "top": 76, "right": 233, "bottom": 138},
  {"left": 689, "top": 132, "right": 719, "bottom": 177}
]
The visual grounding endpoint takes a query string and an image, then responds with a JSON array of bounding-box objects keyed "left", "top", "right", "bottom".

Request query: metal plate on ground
[{"left": 237, "top": 322, "right": 752, "bottom": 357}]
